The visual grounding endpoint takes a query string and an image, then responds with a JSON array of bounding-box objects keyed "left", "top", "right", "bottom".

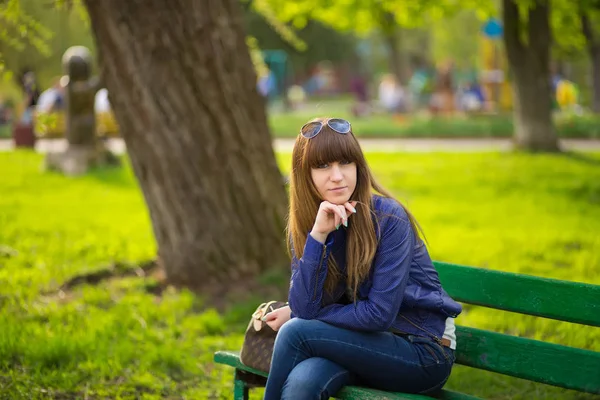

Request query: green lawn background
[{"left": 0, "top": 150, "right": 598, "bottom": 399}]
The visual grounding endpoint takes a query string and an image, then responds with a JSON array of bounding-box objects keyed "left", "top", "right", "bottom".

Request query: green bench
[{"left": 214, "top": 261, "right": 600, "bottom": 399}]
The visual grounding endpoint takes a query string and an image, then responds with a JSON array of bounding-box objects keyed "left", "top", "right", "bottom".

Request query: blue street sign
[{"left": 482, "top": 18, "right": 503, "bottom": 39}]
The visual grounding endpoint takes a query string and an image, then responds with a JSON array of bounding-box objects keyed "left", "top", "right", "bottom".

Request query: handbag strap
[{"left": 251, "top": 301, "right": 287, "bottom": 320}]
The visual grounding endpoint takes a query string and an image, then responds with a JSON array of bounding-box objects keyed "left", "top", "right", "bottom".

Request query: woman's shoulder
[{"left": 371, "top": 194, "right": 409, "bottom": 223}]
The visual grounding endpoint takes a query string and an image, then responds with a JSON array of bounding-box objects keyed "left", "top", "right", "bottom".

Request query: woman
[{"left": 262, "top": 118, "right": 462, "bottom": 399}]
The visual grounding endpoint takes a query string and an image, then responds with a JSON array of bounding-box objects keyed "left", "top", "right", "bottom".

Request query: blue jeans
[{"left": 263, "top": 318, "right": 455, "bottom": 400}]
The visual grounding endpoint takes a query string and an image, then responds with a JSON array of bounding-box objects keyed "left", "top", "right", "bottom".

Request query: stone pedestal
[{"left": 45, "top": 141, "right": 120, "bottom": 176}]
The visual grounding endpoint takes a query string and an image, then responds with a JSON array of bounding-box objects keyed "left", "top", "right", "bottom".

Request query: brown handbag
[{"left": 239, "top": 300, "right": 288, "bottom": 373}]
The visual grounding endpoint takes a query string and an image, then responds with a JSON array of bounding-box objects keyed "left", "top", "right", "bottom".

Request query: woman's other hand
[{"left": 262, "top": 305, "right": 292, "bottom": 331}]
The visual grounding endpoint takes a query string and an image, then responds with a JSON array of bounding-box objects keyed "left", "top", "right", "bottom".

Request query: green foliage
[
  {"left": 251, "top": 0, "right": 307, "bottom": 51},
  {"left": 551, "top": 0, "right": 600, "bottom": 59},
  {"left": 257, "top": 0, "right": 493, "bottom": 34},
  {"left": 0, "top": 0, "right": 95, "bottom": 91},
  {"left": 247, "top": 36, "right": 269, "bottom": 77},
  {"left": 552, "top": 0, "right": 587, "bottom": 57},
  {"left": 0, "top": 150, "right": 599, "bottom": 399},
  {"left": 430, "top": 10, "right": 483, "bottom": 69},
  {"left": 0, "top": 0, "right": 53, "bottom": 75},
  {"left": 244, "top": 7, "right": 358, "bottom": 75},
  {"left": 0, "top": 0, "right": 303, "bottom": 88},
  {"left": 503, "top": 0, "right": 600, "bottom": 60}
]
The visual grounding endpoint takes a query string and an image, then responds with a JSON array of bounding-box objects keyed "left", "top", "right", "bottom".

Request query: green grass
[
  {"left": 266, "top": 99, "right": 600, "bottom": 139},
  {"left": 0, "top": 150, "right": 599, "bottom": 399}
]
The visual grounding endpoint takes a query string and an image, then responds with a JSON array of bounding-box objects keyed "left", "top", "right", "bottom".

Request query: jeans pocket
[
  {"left": 406, "top": 335, "right": 447, "bottom": 367},
  {"left": 421, "top": 343, "right": 441, "bottom": 366},
  {"left": 431, "top": 341, "right": 454, "bottom": 363}
]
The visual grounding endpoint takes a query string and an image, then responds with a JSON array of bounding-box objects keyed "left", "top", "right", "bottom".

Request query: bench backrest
[{"left": 434, "top": 262, "right": 600, "bottom": 394}]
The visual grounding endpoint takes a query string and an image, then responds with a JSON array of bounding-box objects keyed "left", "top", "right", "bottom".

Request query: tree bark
[
  {"left": 590, "top": 49, "right": 600, "bottom": 113},
  {"left": 380, "top": 12, "right": 409, "bottom": 84},
  {"left": 83, "top": 0, "right": 289, "bottom": 290},
  {"left": 502, "top": 0, "right": 560, "bottom": 152},
  {"left": 581, "top": 13, "right": 600, "bottom": 114}
]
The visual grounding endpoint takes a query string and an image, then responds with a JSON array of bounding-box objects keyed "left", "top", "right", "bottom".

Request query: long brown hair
[{"left": 287, "top": 117, "right": 423, "bottom": 300}]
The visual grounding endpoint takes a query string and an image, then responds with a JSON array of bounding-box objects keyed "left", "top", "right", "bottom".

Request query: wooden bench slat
[
  {"left": 435, "top": 262, "right": 600, "bottom": 327},
  {"left": 214, "top": 351, "right": 482, "bottom": 400},
  {"left": 455, "top": 326, "right": 600, "bottom": 394},
  {"left": 335, "top": 386, "right": 482, "bottom": 400}
]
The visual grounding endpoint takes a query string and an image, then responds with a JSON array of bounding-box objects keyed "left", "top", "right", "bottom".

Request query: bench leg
[{"left": 234, "top": 370, "right": 250, "bottom": 400}]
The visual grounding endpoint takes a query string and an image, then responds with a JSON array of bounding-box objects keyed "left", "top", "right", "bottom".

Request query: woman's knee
[{"left": 276, "top": 318, "right": 321, "bottom": 347}]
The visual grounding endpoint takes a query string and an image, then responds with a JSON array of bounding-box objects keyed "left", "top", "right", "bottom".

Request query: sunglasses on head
[{"left": 300, "top": 118, "right": 351, "bottom": 139}]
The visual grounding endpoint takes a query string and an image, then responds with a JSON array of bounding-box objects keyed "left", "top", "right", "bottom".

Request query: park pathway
[{"left": 1, "top": 138, "right": 600, "bottom": 154}]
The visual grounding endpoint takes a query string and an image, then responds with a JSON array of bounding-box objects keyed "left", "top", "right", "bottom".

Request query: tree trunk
[
  {"left": 381, "top": 12, "right": 409, "bottom": 84},
  {"left": 590, "top": 48, "right": 600, "bottom": 113},
  {"left": 383, "top": 31, "right": 406, "bottom": 84},
  {"left": 502, "top": 0, "right": 560, "bottom": 152},
  {"left": 83, "top": 0, "right": 289, "bottom": 290},
  {"left": 581, "top": 13, "right": 600, "bottom": 114}
]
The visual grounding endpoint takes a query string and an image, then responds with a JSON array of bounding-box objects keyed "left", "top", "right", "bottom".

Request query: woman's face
[{"left": 311, "top": 161, "right": 357, "bottom": 204}]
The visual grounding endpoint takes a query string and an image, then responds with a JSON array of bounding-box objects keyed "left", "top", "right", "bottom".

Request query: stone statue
[
  {"left": 62, "top": 46, "right": 102, "bottom": 146},
  {"left": 45, "top": 46, "right": 119, "bottom": 175}
]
